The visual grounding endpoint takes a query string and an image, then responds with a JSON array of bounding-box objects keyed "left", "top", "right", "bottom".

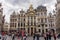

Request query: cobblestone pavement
[
  {"left": 15, "top": 36, "right": 60, "bottom": 40},
  {"left": 2, "top": 36, "right": 60, "bottom": 40}
]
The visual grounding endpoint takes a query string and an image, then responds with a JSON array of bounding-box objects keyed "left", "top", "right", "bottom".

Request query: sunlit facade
[
  {"left": 10, "top": 4, "right": 55, "bottom": 35},
  {"left": 48, "top": 13, "right": 56, "bottom": 33},
  {"left": 3, "top": 22, "right": 10, "bottom": 32}
]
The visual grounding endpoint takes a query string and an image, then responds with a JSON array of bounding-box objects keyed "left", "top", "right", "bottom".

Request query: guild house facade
[
  {"left": 10, "top": 4, "right": 56, "bottom": 36},
  {"left": 56, "top": 0, "right": 60, "bottom": 34},
  {"left": 0, "top": 3, "right": 5, "bottom": 32}
]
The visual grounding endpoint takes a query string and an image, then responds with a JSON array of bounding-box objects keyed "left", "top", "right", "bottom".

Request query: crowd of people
[
  {"left": 0, "top": 30, "right": 58, "bottom": 40},
  {"left": 0, "top": 30, "right": 28, "bottom": 40},
  {"left": 43, "top": 32, "right": 56, "bottom": 40},
  {"left": 33, "top": 31, "right": 57, "bottom": 40}
]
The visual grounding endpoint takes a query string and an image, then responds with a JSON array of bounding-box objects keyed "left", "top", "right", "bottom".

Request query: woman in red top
[
  {"left": 2, "top": 32, "right": 5, "bottom": 36},
  {"left": 21, "top": 30, "right": 25, "bottom": 40},
  {"left": 53, "top": 33, "right": 56, "bottom": 40}
]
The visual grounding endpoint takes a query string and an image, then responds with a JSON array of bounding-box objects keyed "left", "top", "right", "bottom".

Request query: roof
[
  {"left": 20, "top": 9, "right": 25, "bottom": 13},
  {"left": 37, "top": 5, "right": 46, "bottom": 9},
  {"left": 37, "top": 5, "right": 47, "bottom": 11}
]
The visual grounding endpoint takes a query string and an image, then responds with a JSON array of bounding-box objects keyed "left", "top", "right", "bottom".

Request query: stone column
[
  {"left": 16, "top": 17, "right": 18, "bottom": 31},
  {"left": 33, "top": 16, "right": 34, "bottom": 26},
  {"left": 44, "top": 25, "right": 46, "bottom": 33},
  {"left": 41, "top": 25, "right": 42, "bottom": 34},
  {"left": 25, "top": 26, "right": 28, "bottom": 33},
  {"left": 30, "top": 27, "right": 31, "bottom": 36},
  {"left": 33, "top": 27, "right": 34, "bottom": 33}
]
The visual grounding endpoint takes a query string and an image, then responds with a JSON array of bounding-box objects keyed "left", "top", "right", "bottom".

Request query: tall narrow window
[
  {"left": 41, "top": 18, "right": 43, "bottom": 23},
  {"left": 31, "top": 16, "right": 33, "bottom": 26},
  {"left": 24, "top": 18, "right": 25, "bottom": 21},
  {"left": 44, "top": 12, "right": 47, "bottom": 16},
  {"left": 45, "top": 25, "right": 47, "bottom": 27},
  {"left": 24, "top": 23, "right": 25, "bottom": 27},
  {"left": 46, "top": 29, "right": 48, "bottom": 32},
  {"left": 28, "top": 16, "right": 29, "bottom": 26},
  {"left": 18, "top": 23, "right": 20, "bottom": 27},
  {"left": 45, "top": 18, "right": 47, "bottom": 23},
  {"left": 38, "top": 25, "right": 40, "bottom": 27},
  {"left": 28, "top": 21, "right": 29, "bottom": 26},
  {"left": 15, "top": 23, "right": 16, "bottom": 27},
  {"left": 28, "top": 28, "right": 29, "bottom": 33},
  {"left": 39, "top": 29, "right": 41, "bottom": 32},
  {"left": 34, "top": 16, "right": 36, "bottom": 26},
  {"left": 34, "top": 28, "right": 36, "bottom": 33},
  {"left": 21, "top": 23, "right": 22, "bottom": 26}
]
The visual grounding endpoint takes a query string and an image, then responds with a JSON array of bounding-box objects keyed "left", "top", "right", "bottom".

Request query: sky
[{"left": 0, "top": 0, "right": 56, "bottom": 23}]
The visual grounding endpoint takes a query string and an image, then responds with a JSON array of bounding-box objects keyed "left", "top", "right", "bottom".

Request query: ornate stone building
[
  {"left": 10, "top": 11, "right": 17, "bottom": 32},
  {"left": 10, "top": 4, "right": 56, "bottom": 35},
  {"left": 0, "top": 3, "right": 5, "bottom": 32},
  {"left": 3, "top": 22, "right": 10, "bottom": 32},
  {"left": 56, "top": 0, "right": 60, "bottom": 33},
  {"left": 48, "top": 13, "right": 56, "bottom": 33}
]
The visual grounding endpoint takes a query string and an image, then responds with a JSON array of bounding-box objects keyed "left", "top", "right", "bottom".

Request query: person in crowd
[
  {"left": 2, "top": 36, "right": 4, "bottom": 40},
  {"left": 4, "top": 34, "right": 7, "bottom": 40},
  {"left": 21, "top": 30, "right": 25, "bottom": 40},
  {"left": 18, "top": 32, "right": 20, "bottom": 38},
  {"left": 25, "top": 32, "right": 28, "bottom": 38},
  {"left": 33, "top": 33, "right": 35, "bottom": 40},
  {"left": 43, "top": 33, "right": 47, "bottom": 40},
  {"left": 48, "top": 31, "right": 52, "bottom": 40},
  {"left": 12, "top": 33, "right": 15, "bottom": 40},
  {"left": 2, "top": 32, "right": 5, "bottom": 40},
  {"left": 23, "top": 34, "right": 26, "bottom": 40},
  {"left": 0, "top": 33, "right": 2, "bottom": 40},
  {"left": 53, "top": 33, "right": 56, "bottom": 40},
  {"left": 36, "top": 32, "right": 40, "bottom": 40},
  {"left": 46, "top": 32, "right": 49, "bottom": 40},
  {"left": 8, "top": 32, "right": 11, "bottom": 36}
]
